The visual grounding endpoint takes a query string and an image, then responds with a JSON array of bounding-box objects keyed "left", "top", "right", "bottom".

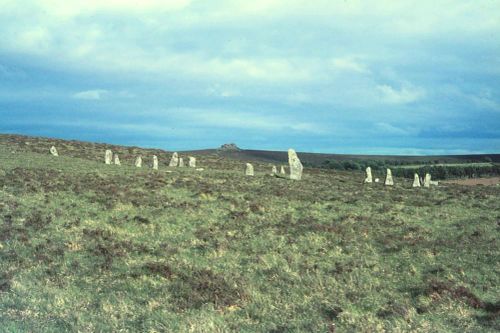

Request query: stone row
[{"left": 364, "top": 167, "right": 438, "bottom": 187}]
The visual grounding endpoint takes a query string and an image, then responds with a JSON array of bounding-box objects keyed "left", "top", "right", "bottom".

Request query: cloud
[
  {"left": 374, "top": 122, "right": 411, "bottom": 136},
  {"left": 72, "top": 89, "right": 108, "bottom": 100},
  {"left": 376, "top": 84, "right": 425, "bottom": 104},
  {"left": 0, "top": 0, "right": 499, "bottom": 153},
  {"left": 179, "top": 108, "right": 326, "bottom": 133},
  {"left": 331, "top": 57, "right": 369, "bottom": 74}
]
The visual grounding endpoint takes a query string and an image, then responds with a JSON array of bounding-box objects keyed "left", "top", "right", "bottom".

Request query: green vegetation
[
  {"left": 0, "top": 137, "right": 499, "bottom": 332},
  {"left": 316, "top": 159, "right": 500, "bottom": 180}
]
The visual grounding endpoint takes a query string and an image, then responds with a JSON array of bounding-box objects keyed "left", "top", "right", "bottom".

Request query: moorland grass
[{"left": 0, "top": 143, "right": 499, "bottom": 332}]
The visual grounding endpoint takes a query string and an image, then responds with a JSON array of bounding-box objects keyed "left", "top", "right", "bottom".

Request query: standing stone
[
  {"left": 135, "top": 156, "right": 142, "bottom": 168},
  {"left": 49, "top": 146, "right": 58, "bottom": 156},
  {"left": 280, "top": 166, "right": 286, "bottom": 174},
  {"left": 271, "top": 165, "right": 277, "bottom": 175},
  {"left": 179, "top": 158, "right": 184, "bottom": 167},
  {"left": 424, "top": 173, "right": 431, "bottom": 188},
  {"left": 245, "top": 163, "right": 254, "bottom": 176},
  {"left": 385, "top": 168, "right": 394, "bottom": 186},
  {"left": 188, "top": 156, "right": 196, "bottom": 168},
  {"left": 153, "top": 155, "right": 159, "bottom": 170},
  {"left": 412, "top": 173, "right": 421, "bottom": 187},
  {"left": 114, "top": 154, "right": 121, "bottom": 165},
  {"left": 288, "top": 149, "right": 303, "bottom": 180},
  {"left": 105, "top": 150, "right": 113, "bottom": 165},
  {"left": 169, "top": 152, "right": 179, "bottom": 167},
  {"left": 364, "top": 167, "right": 373, "bottom": 183}
]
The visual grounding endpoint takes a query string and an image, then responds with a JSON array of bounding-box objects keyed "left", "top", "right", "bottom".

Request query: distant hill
[
  {"left": 2, "top": 134, "right": 499, "bottom": 168},
  {"left": 183, "top": 147, "right": 500, "bottom": 166}
]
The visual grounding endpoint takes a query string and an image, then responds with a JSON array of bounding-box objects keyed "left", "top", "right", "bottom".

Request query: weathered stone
[
  {"left": 375, "top": 178, "right": 380, "bottom": 183},
  {"left": 385, "top": 168, "right": 394, "bottom": 186},
  {"left": 179, "top": 158, "right": 184, "bottom": 167},
  {"left": 271, "top": 165, "right": 277, "bottom": 175},
  {"left": 430, "top": 180, "right": 439, "bottom": 186},
  {"left": 196, "top": 168, "right": 204, "bottom": 171},
  {"left": 105, "top": 150, "right": 113, "bottom": 164},
  {"left": 288, "top": 149, "right": 303, "bottom": 180},
  {"left": 245, "top": 163, "right": 254, "bottom": 176},
  {"left": 49, "top": 146, "right": 58, "bottom": 156},
  {"left": 412, "top": 173, "right": 421, "bottom": 187},
  {"left": 169, "top": 152, "right": 179, "bottom": 167},
  {"left": 364, "top": 167, "right": 373, "bottom": 183},
  {"left": 280, "top": 166, "right": 286, "bottom": 174},
  {"left": 135, "top": 156, "right": 142, "bottom": 168},
  {"left": 424, "top": 173, "right": 431, "bottom": 188},
  {"left": 114, "top": 154, "right": 121, "bottom": 165},
  {"left": 153, "top": 155, "right": 159, "bottom": 170},
  {"left": 188, "top": 156, "right": 196, "bottom": 168}
]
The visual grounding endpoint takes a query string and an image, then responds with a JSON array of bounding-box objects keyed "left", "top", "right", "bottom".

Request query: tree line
[{"left": 308, "top": 159, "right": 500, "bottom": 180}]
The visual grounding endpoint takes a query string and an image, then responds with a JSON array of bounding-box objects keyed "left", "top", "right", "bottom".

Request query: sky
[{"left": 0, "top": 0, "right": 499, "bottom": 155}]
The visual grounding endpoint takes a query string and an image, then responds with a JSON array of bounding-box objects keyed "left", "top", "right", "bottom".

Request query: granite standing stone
[
  {"left": 169, "top": 152, "right": 179, "bottom": 167},
  {"left": 364, "top": 167, "right": 373, "bottom": 183},
  {"left": 412, "top": 173, "right": 421, "bottom": 187},
  {"left": 288, "top": 149, "right": 303, "bottom": 180},
  {"left": 179, "top": 158, "right": 184, "bottom": 167},
  {"left": 271, "top": 165, "right": 277, "bottom": 175},
  {"left": 114, "top": 154, "right": 121, "bottom": 165},
  {"left": 424, "top": 173, "right": 431, "bottom": 188},
  {"left": 280, "top": 166, "right": 286, "bottom": 174},
  {"left": 188, "top": 156, "right": 196, "bottom": 168},
  {"left": 385, "top": 168, "right": 394, "bottom": 186},
  {"left": 105, "top": 150, "right": 113, "bottom": 165},
  {"left": 135, "top": 156, "right": 142, "bottom": 168},
  {"left": 245, "top": 163, "right": 254, "bottom": 176},
  {"left": 153, "top": 155, "right": 159, "bottom": 170},
  {"left": 50, "top": 146, "right": 58, "bottom": 156}
]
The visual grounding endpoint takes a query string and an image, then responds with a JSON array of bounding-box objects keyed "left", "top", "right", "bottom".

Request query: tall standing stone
[
  {"left": 412, "top": 173, "right": 421, "bottom": 187},
  {"left": 135, "top": 156, "right": 142, "bottom": 168},
  {"left": 153, "top": 155, "right": 159, "bottom": 170},
  {"left": 280, "top": 166, "right": 286, "bottom": 174},
  {"left": 49, "top": 146, "right": 58, "bottom": 156},
  {"left": 179, "top": 158, "right": 184, "bottom": 167},
  {"left": 245, "top": 163, "right": 254, "bottom": 176},
  {"left": 105, "top": 150, "right": 113, "bottom": 165},
  {"left": 288, "top": 149, "right": 303, "bottom": 180},
  {"left": 188, "top": 156, "right": 196, "bottom": 168},
  {"left": 169, "top": 152, "right": 179, "bottom": 167},
  {"left": 385, "top": 168, "right": 394, "bottom": 186},
  {"left": 424, "top": 173, "right": 431, "bottom": 188},
  {"left": 271, "top": 165, "right": 277, "bottom": 175},
  {"left": 364, "top": 167, "right": 373, "bottom": 183},
  {"left": 114, "top": 154, "right": 121, "bottom": 165}
]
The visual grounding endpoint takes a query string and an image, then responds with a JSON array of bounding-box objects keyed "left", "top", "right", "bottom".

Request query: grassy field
[{"left": 0, "top": 137, "right": 499, "bottom": 332}]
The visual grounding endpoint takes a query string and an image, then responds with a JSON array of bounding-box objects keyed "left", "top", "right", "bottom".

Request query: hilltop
[{"left": 0, "top": 133, "right": 498, "bottom": 332}]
